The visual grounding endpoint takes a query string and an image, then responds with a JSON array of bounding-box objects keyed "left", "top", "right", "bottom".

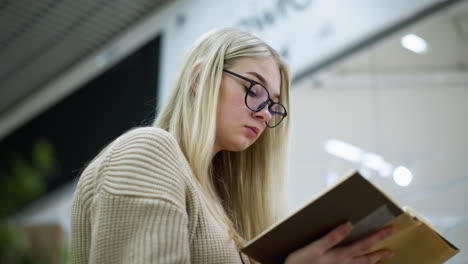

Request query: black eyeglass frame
[{"left": 223, "top": 69, "right": 288, "bottom": 128}]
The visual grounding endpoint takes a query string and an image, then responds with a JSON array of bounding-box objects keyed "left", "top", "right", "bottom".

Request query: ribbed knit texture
[{"left": 70, "top": 127, "right": 250, "bottom": 264}]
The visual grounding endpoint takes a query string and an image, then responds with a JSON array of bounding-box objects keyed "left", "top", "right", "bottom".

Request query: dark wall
[{"left": 0, "top": 35, "right": 161, "bottom": 216}]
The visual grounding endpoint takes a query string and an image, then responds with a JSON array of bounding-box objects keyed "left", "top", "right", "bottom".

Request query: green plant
[{"left": 0, "top": 137, "right": 61, "bottom": 263}]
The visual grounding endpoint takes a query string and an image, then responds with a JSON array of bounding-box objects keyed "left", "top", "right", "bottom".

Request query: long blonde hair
[{"left": 155, "top": 28, "right": 291, "bottom": 248}]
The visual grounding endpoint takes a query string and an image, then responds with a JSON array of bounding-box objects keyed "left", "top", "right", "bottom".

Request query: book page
[{"left": 339, "top": 204, "right": 396, "bottom": 246}]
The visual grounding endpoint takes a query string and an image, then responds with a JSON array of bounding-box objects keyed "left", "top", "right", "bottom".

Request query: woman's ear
[{"left": 191, "top": 61, "right": 203, "bottom": 94}]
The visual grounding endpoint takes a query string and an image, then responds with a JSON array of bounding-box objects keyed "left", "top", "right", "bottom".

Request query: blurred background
[{"left": 0, "top": 0, "right": 467, "bottom": 263}]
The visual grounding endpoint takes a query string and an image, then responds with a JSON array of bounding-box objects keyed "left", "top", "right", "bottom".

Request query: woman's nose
[{"left": 253, "top": 106, "right": 272, "bottom": 123}]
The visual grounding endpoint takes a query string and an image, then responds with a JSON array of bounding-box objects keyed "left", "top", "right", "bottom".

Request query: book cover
[{"left": 241, "top": 171, "right": 459, "bottom": 264}]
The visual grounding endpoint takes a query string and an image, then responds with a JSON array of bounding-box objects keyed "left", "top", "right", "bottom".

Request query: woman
[{"left": 70, "top": 28, "right": 394, "bottom": 264}]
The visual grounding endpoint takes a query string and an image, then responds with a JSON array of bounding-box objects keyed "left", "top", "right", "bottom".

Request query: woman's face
[{"left": 213, "top": 56, "right": 281, "bottom": 154}]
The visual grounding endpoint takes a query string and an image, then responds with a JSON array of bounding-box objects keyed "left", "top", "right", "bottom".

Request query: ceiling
[
  {"left": 0, "top": 0, "right": 173, "bottom": 140},
  {"left": 330, "top": 0, "right": 468, "bottom": 77}
]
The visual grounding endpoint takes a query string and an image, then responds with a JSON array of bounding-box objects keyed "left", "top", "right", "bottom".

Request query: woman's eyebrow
[
  {"left": 246, "top": 71, "right": 267, "bottom": 85},
  {"left": 246, "top": 71, "right": 280, "bottom": 100}
]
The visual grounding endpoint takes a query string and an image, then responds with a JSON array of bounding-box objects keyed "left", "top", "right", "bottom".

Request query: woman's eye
[{"left": 248, "top": 90, "right": 257, "bottom": 97}]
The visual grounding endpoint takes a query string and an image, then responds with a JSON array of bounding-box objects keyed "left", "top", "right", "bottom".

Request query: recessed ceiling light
[
  {"left": 393, "top": 166, "right": 413, "bottom": 186},
  {"left": 400, "top": 34, "right": 428, "bottom": 54}
]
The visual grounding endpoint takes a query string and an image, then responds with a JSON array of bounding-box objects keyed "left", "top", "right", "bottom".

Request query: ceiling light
[
  {"left": 362, "top": 153, "right": 384, "bottom": 171},
  {"left": 393, "top": 166, "right": 413, "bottom": 186},
  {"left": 378, "top": 162, "right": 393, "bottom": 178},
  {"left": 324, "top": 139, "right": 403, "bottom": 182},
  {"left": 400, "top": 34, "right": 428, "bottom": 54},
  {"left": 324, "top": 139, "right": 363, "bottom": 163}
]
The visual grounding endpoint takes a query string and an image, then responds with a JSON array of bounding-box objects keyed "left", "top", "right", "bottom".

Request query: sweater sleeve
[{"left": 80, "top": 127, "right": 195, "bottom": 264}]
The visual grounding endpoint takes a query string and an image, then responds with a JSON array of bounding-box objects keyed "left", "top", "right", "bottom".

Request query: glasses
[{"left": 223, "top": 69, "right": 287, "bottom": 128}]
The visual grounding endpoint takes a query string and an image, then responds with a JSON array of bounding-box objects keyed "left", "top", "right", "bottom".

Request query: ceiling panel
[
  {"left": 333, "top": 1, "right": 468, "bottom": 74},
  {"left": 0, "top": 0, "right": 171, "bottom": 116}
]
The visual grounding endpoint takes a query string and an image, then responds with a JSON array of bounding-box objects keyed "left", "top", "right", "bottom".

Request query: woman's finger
[
  {"left": 351, "top": 249, "right": 394, "bottom": 264},
  {"left": 310, "top": 222, "right": 353, "bottom": 255},
  {"left": 346, "top": 226, "right": 395, "bottom": 256}
]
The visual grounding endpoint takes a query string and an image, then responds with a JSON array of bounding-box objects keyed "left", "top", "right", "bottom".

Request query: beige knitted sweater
[{"left": 71, "top": 127, "right": 250, "bottom": 263}]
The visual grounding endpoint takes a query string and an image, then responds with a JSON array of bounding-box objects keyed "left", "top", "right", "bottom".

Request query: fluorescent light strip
[
  {"left": 324, "top": 139, "right": 363, "bottom": 163},
  {"left": 324, "top": 139, "right": 411, "bottom": 185}
]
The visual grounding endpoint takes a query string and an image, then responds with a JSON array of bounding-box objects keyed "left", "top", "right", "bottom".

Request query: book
[{"left": 241, "top": 171, "right": 459, "bottom": 264}]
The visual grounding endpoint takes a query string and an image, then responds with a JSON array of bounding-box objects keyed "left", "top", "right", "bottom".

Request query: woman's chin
[{"left": 227, "top": 138, "right": 254, "bottom": 152}]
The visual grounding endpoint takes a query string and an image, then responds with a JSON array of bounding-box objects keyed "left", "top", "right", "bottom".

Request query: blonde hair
[{"left": 155, "top": 28, "right": 291, "bottom": 248}]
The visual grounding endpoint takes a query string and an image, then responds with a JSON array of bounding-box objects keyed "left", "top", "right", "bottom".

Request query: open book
[{"left": 241, "top": 171, "right": 459, "bottom": 264}]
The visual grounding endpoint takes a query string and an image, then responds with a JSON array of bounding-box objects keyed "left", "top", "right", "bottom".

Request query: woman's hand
[{"left": 284, "top": 222, "right": 395, "bottom": 264}]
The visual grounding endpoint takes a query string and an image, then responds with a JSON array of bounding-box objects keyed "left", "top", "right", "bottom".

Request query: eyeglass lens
[{"left": 246, "top": 84, "right": 286, "bottom": 127}]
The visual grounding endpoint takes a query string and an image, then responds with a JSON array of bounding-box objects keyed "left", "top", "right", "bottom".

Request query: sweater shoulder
[
  {"left": 115, "top": 126, "right": 180, "bottom": 153},
  {"left": 78, "top": 127, "right": 194, "bottom": 209}
]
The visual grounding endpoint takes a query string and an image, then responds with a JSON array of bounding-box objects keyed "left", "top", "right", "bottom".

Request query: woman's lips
[{"left": 245, "top": 126, "right": 259, "bottom": 137}]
